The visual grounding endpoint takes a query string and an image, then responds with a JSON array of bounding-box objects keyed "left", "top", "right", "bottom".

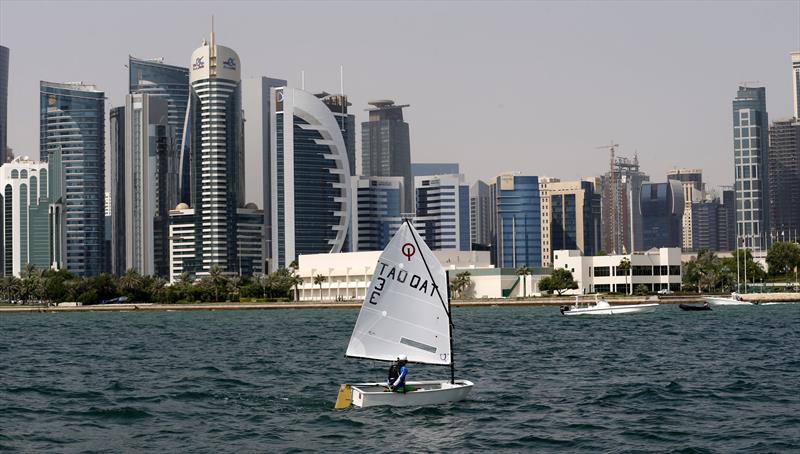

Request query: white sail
[{"left": 346, "top": 222, "right": 451, "bottom": 365}]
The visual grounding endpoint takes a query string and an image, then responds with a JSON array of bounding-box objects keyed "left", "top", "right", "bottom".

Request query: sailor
[{"left": 387, "top": 355, "right": 410, "bottom": 393}]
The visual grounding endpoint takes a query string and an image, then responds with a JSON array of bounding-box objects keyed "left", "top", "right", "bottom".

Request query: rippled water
[{"left": 1, "top": 305, "right": 799, "bottom": 453}]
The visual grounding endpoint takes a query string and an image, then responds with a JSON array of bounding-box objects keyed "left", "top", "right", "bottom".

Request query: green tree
[
  {"left": 91, "top": 273, "right": 118, "bottom": 302},
  {"left": 201, "top": 265, "right": 230, "bottom": 302},
  {"left": 539, "top": 268, "right": 578, "bottom": 295},
  {"left": 634, "top": 284, "right": 650, "bottom": 296},
  {"left": 119, "top": 269, "right": 144, "bottom": 298},
  {"left": 450, "top": 271, "right": 472, "bottom": 299},
  {"left": 265, "top": 267, "right": 295, "bottom": 299},
  {"left": 766, "top": 241, "right": 800, "bottom": 276},
  {"left": 20, "top": 264, "right": 44, "bottom": 304},
  {"left": 516, "top": 266, "right": 532, "bottom": 298},
  {"left": 617, "top": 258, "right": 631, "bottom": 294},
  {"left": 722, "top": 249, "right": 766, "bottom": 289},
  {"left": 313, "top": 274, "right": 327, "bottom": 300}
]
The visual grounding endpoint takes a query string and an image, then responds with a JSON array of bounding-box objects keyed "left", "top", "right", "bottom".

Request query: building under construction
[{"left": 599, "top": 154, "right": 649, "bottom": 254}]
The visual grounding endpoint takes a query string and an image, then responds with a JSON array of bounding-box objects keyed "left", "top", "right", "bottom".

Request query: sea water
[{"left": 1, "top": 305, "right": 799, "bottom": 452}]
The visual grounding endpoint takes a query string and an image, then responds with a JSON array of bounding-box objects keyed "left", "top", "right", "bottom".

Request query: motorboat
[
  {"left": 679, "top": 302, "right": 712, "bottom": 311},
  {"left": 703, "top": 292, "right": 756, "bottom": 306},
  {"left": 335, "top": 220, "right": 473, "bottom": 409},
  {"left": 559, "top": 295, "right": 659, "bottom": 316}
]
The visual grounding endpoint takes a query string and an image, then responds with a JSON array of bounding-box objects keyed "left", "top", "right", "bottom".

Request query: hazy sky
[{"left": 1, "top": 0, "right": 798, "bottom": 196}]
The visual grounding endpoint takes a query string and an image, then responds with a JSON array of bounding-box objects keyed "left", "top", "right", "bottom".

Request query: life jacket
[{"left": 388, "top": 364, "right": 400, "bottom": 382}]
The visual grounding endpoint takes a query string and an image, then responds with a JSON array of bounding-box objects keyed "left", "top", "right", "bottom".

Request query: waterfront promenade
[{"left": 2, "top": 293, "right": 797, "bottom": 313}]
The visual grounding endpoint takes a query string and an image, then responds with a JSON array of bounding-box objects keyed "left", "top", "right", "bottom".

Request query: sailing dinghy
[{"left": 334, "top": 220, "right": 473, "bottom": 409}]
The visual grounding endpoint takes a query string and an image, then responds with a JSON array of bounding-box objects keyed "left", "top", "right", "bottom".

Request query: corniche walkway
[{"left": 1, "top": 293, "right": 797, "bottom": 314}]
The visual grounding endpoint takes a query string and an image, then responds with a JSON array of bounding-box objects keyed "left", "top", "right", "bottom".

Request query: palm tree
[
  {"left": 290, "top": 272, "right": 304, "bottom": 301},
  {"left": 313, "top": 274, "right": 327, "bottom": 301},
  {"left": 207, "top": 265, "right": 229, "bottom": 302},
  {"left": 516, "top": 266, "right": 532, "bottom": 298},
  {"left": 618, "top": 258, "right": 631, "bottom": 295}
]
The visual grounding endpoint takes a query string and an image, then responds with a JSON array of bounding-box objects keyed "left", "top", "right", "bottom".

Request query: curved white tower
[{"left": 271, "top": 87, "right": 352, "bottom": 269}]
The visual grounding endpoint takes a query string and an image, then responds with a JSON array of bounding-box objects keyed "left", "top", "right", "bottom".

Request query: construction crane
[{"left": 596, "top": 142, "right": 620, "bottom": 253}]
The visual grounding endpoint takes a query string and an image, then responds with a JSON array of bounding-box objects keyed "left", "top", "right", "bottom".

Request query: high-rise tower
[
  {"left": 270, "top": 87, "right": 352, "bottom": 270},
  {"left": 733, "top": 86, "right": 770, "bottom": 250},
  {"left": 0, "top": 45, "right": 8, "bottom": 164},
  {"left": 791, "top": 52, "right": 799, "bottom": 119},
  {"left": 40, "top": 81, "right": 105, "bottom": 276},
  {"left": 169, "top": 25, "right": 264, "bottom": 280},
  {"left": 190, "top": 26, "right": 242, "bottom": 275},
  {"left": 362, "top": 100, "right": 412, "bottom": 212}
]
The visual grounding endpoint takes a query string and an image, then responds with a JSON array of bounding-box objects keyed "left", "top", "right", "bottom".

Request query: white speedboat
[
  {"left": 703, "top": 292, "right": 756, "bottom": 306},
  {"left": 335, "top": 221, "right": 473, "bottom": 409},
  {"left": 560, "top": 296, "right": 659, "bottom": 316}
]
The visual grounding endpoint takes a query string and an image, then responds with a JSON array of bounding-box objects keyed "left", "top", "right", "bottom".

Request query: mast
[
  {"left": 446, "top": 270, "right": 455, "bottom": 384},
  {"left": 404, "top": 218, "right": 455, "bottom": 383}
]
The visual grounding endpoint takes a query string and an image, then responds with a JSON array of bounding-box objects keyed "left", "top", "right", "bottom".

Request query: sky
[{"left": 1, "top": 0, "right": 799, "bottom": 199}]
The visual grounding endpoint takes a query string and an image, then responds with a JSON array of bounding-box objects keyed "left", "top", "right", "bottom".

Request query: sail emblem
[{"left": 402, "top": 243, "right": 416, "bottom": 261}]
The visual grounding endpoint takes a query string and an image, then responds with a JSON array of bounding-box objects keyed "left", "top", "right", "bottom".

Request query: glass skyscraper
[
  {"left": 0, "top": 45, "right": 8, "bottom": 164},
  {"left": 40, "top": 81, "right": 105, "bottom": 276},
  {"left": 109, "top": 106, "right": 126, "bottom": 275},
  {"left": 539, "top": 179, "right": 597, "bottom": 267},
  {"left": 362, "top": 100, "right": 413, "bottom": 213},
  {"left": 792, "top": 52, "right": 799, "bottom": 119},
  {"left": 351, "top": 176, "right": 404, "bottom": 251},
  {"left": 640, "top": 181, "right": 684, "bottom": 249},
  {"left": 495, "top": 174, "right": 541, "bottom": 268},
  {"left": 733, "top": 86, "right": 770, "bottom": 250},
  {"left": 414, "top": 174, "right": 470, "bottom": 251},
  {"left": 128, "top": 57, "right": 189, "bottom": 204},
  {"left": 768, "top": 119, "right": 800, "bottom": 240},
  {"left": 271, "top": 87, "right": 352, "bottom": 269}
]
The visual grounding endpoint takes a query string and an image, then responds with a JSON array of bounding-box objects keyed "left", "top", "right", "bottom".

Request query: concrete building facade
[
  {"left": 733, "top": 86, "right": 770, "bottom": 250},
  {"left": 553, "top": 248, "right": 682, "bottom": 295}
]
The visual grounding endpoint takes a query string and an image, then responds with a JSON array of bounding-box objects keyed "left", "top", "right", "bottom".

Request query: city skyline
[{"left": 1, "top": 1, "right": 798, "bottom": 192}]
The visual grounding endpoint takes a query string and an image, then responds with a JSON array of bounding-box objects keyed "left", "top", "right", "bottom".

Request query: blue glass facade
[
  {"left": 414, "top": 175, "right": 470, "bottom": 251},
  {"left": 129, "top": 57, "right": 190, "bottom": 204},
  {"left": 640, "top": 181, "right": 684, "bottom": 249},
  {"left": 353, "top": 177, "right": 404, "bottom": 251},
  {"left": 293, "top": 117, "right": 345, "bottom": 254},
  {"left": 496, "top": 175, "right": 541, "bottom": 267},
  {"left": 0, "top": 45, "right": 8, "bottom": 165},
  {"left": 40, "top": 82, "right": 105, "bottom": 276}
]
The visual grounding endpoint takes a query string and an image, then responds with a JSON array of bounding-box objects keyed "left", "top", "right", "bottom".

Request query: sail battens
[{"left": 346, "top": 222, "right": 452, "bottom": 365}]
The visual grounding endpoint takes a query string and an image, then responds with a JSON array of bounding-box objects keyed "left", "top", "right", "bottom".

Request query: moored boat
[
  {"left": 679, "top": 302, "right": 712, "bottom": 311},
  {"left": 703, "top": 292, "right": 755, "bottom": 306},
  {"left": 560, "top": 295, "right": 659, "bottom": 316}
]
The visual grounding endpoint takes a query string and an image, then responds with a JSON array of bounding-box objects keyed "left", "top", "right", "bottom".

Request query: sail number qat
[{"left": 368, "top": 260, "right": 440, "bottom": 305}]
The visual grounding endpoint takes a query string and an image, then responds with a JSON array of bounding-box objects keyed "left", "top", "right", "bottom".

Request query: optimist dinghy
[{"left": 334, "top": 220, "right": 473, "bottom": 409}]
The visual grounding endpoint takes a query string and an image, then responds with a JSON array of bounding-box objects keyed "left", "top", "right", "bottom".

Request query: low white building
[
  {"left": 296, "top": 250, "right": 554, "bottom": 300},
  {"left": 553, "top": 248, "right": 682, "bottom": 294},
  {"left": 297, "top": 250, "right": 494, "bottom": 300}
]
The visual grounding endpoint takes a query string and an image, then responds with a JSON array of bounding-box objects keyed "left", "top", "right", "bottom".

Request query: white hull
[
  {"left": 563, "top": 303, "right": 659, "bottom": 316},
  {"left": 703, "top": 296, "right": 755, "bottom": 306},
  {"left": 349, "top": 380, "right": 473, "bottom": 408}
]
